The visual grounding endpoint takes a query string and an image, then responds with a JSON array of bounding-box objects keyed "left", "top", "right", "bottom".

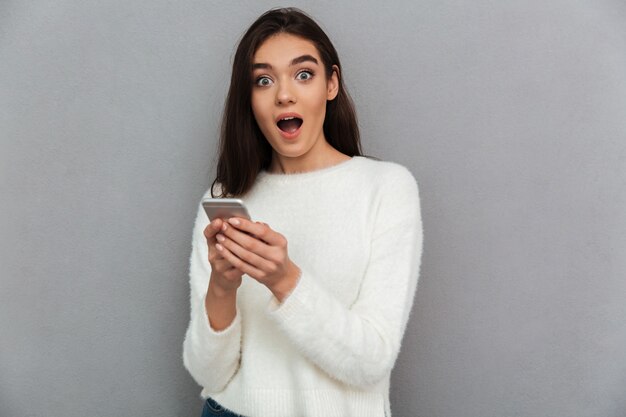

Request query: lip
[
  {"left": 275, "top": 112, "right": 303, "bottom": 124},
  {"left": 275, "top": 112, "right": 303, "bottom": 140}
]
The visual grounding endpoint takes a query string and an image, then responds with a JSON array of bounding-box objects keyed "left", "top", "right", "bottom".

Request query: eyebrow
[{"left": 252, "top": 54, "right": 319, "bottom": 70}]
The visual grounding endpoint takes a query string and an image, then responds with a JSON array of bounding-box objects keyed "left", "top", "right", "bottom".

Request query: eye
[
  {"left": 256, "top": 76, "right": 273, "bottom": 87},
  {"left": 296, "top": 70, "right": 314, "bottom": 81}
]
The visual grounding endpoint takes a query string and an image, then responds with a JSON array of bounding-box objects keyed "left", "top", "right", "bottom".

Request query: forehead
[{"left": 253, "top": 33, "right": 321, "bottom": 65}]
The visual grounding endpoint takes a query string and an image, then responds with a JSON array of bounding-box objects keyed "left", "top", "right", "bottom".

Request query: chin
[
  {"left": 274, "top": 148, "right": 309, "bottom": 159},
  {"left": 268, "top": 138, "right": 312, "bottom": 157}
]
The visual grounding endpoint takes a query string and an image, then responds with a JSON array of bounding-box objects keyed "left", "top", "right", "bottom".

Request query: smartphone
[{"left": 202, "top": 198, "right": 251, "bottom": 221}]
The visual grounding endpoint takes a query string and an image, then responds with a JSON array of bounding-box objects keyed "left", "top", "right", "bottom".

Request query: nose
[{"left": 275, "top": 81, "right": 296, "bottom": 105}]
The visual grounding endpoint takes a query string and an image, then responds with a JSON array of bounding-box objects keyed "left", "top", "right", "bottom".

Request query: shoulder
[
  {"left": 351, "top": 157, "right": 422, "bottom": 236},
  {"left": 351, "top": 158, "right": 421, "bottom": 225},
  {"left": 352, "top": 156, "right": 419, "bottom": 195}
]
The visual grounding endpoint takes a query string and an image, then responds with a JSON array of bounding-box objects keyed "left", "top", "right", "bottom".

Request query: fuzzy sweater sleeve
[
  {"left": 268, "top": 167, "right": 423, "bottom": 388},
  {"left": 182, "top": 199, "right": 242, "bottom": 393}
]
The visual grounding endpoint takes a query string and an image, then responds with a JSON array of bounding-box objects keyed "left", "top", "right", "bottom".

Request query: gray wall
[{"left": 2, "top": 1, "right": 625, "bottom": 416}]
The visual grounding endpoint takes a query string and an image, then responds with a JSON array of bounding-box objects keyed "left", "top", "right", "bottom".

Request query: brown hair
[{"left": 211, "top": 7, "right": 362, "bottom": 197}]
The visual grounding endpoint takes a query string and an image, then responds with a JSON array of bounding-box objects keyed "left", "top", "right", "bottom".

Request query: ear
[{"left": 326, "top": 65, "right": 340, "bottom": 101}]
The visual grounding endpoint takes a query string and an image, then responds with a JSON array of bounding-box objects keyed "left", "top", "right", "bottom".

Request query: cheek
[
  {"left": 308, "top": 90, "right": 329, "bottom": 119},
  {"left": 251, "top": 94, "right": 277, "bottom": 140},
  {"left": 251, "top": 94, "right": 267, "bottom": 122}
]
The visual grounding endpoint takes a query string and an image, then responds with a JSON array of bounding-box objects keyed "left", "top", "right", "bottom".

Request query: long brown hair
[{"left": 212, "top": 7, "right": 362, "bottom": 197}]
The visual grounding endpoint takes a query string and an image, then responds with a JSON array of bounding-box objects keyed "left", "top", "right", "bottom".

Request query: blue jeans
[{"left": 201, "top": 397, "right": 245, "bottom": 417}]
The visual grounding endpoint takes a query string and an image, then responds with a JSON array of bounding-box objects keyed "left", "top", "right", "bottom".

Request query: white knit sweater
[{"left": 182, "top": 156, "right": 423, "bottom": 417}]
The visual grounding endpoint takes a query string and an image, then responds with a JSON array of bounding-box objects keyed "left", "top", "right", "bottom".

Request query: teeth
[{"left": 280, "top": 116, "right": 295, "bottom": 121}]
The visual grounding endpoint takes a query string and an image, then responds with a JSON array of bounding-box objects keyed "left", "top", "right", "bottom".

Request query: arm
[
  {"left": 216, "top": 168, "right": 423, "bottom": 388},
  {"left": 268, "top": 170, "right": 423, "bottom": 387},
  {"left": 182, "top": 202, "right": 243, "bottom": 393}
]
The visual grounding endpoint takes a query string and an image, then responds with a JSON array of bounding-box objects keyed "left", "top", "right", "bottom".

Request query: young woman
[{"left": 183, "top": 8, "right": 423, "bottom": 417}]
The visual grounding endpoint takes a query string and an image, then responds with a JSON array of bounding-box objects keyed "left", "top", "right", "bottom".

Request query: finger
[
  {"left": 215, "top": 242, "right": 265, "bottom": 280},
  {"left": 210, "top": 257, "right": 228, "bottom": 273},
  {"left": 222, "top": 267, "right": 244, "bottom": 281},
  {"left": 253, "top": 222, "right": 270, "bottom": 239},
  {"left": 220, "top": 223, "right": 275, "bottom": 259},
  {"left": 226, "top": 217, "right": 286, "bottom": 247},
  {"left": 208, "top": 251, "right": 224, "bottom": 264},
  {"left": 217, "top": 233, "right": 276, "bottom": 273},
  {"left": 211, "top": 257, "right": 241, "bottom": 274},
  {"left": 203, "top": 219, "right": 223, "bottom": 241}
]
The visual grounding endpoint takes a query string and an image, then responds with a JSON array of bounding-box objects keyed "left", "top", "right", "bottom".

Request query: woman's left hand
[{"left": 214, "top": 217, "right": 301, "bottom": 302}]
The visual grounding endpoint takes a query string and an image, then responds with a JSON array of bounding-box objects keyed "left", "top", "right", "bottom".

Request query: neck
[
  {"left": 269, "top": 145, "right": 350, "bottom": 174},
  {"left": 269, "top": 141, "right": 350, "bottom": 175}
]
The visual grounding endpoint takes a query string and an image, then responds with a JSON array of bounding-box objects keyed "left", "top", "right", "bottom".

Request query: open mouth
[{"left": 276, "top": 116, "right": 303, "bottom": 134}]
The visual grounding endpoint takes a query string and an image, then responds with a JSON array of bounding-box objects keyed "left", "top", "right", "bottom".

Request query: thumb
[{"left": 204, "top": 218, "right": 223, "bottom": 240}]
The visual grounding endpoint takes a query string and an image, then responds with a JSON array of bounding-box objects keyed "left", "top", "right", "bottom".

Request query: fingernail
[
  {"left": 216, "top": 234, "right": 225, "bottom": 242},
  {"left": 222, "top": 223, "right": 227, "bottom": 231},
  {"left": 216, "top": 243, "right": 223, "bottom": 251},
  {"left": 228, "top": 218, "right": 240, "bottom": 226}
]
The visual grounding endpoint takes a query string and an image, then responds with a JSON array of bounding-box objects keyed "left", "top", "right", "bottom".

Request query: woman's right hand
[
  {"left": 204, "top": 218, "right": 244, "bottom": 294},
  {"left": 203, "top": 218, "right": 243, "bottom": 330}
]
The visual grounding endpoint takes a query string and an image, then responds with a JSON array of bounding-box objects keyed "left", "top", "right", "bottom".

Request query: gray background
[{"left": 1, "top": 0, "right": 625, "bottom": 416}]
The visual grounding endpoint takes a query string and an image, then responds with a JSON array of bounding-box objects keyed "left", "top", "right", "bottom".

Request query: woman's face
[{"left": 251, "top": 33, "right": 338, "bottom": 168}]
